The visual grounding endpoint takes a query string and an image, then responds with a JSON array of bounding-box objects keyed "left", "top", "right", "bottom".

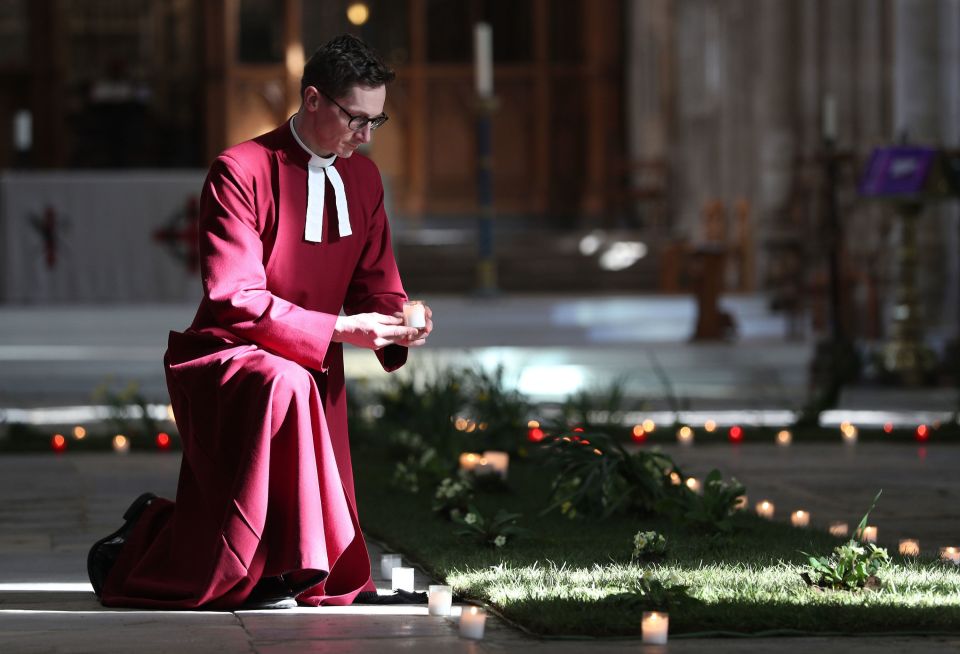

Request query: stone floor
[{"left": 0, "top": 448, "right": 958, "bottom": 653}]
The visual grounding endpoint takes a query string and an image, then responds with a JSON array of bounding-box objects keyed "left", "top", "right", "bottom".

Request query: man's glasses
[{"left": 319, "top": 90, "right": 388, "bottom": 132}]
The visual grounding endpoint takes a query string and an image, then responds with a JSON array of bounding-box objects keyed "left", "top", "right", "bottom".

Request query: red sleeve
[
  {"left": 343, "top": 169, "right": 408, "bottom": 372},
  {"left": 198, "top": 155, "right": 338, "bottom": 371}
]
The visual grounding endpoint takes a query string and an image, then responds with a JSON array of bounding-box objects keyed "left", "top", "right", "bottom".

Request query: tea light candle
[
  {"left": 482, "top": 450, "right": 509, "bottom": 480},
  {"left": 776, "top": 430, "right": 792, "bottom": 446},
  {"left": 459, "top": 452, "right": 481, "bottom": 472},
  {"left": 755, "top": 500, "right": 775, "bottom": 519},
  {"left": 676, "top": 426, "right": 694, "bottom": 445},
  {"left": 685, "top": 477, "right": 700, "bottom": 493},
  {"left": 112, "top": 434, "right": 130, "bottom": 454},
  {"left": 403, "top": 300, "right": 426, "bottom": 328},
  {"left": 940, "top": 546, "right": 960, "bottom": 564},
  {"left": 861, "top": 526, "right": 878, "bottom": 543},
  {"left": 459, "top": 606, "right": 487, "bottom": 639},
  {"left": 841, "top": 423, "right": 858, "bottom": 444},
  {"left": 641, "top": 611, "right": 669, "bottom": 645},
  {"left": 428, "top": 584, "right": 453, "bottom": 616},
  {"left": 380, "top": 553, "right": 402, "bottom": 580},
  {"left": 829, "top": 522, "right": 849, "bottom": 537},
  {"left": 392, "top": 566, "right": 415, "bottom": 592},
  {"left": 899, "top": 539, "right": 920, "bottom": 557},
  {"left": 791, "top": 510, "right": 810, "bottom": 528}
]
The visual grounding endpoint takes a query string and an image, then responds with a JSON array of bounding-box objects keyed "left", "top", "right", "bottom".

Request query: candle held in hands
[{"left": 403, "top": 300, "right": 426, "bottom": 328}]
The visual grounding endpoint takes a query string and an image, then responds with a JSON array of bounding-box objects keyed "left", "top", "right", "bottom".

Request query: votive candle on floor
[
  {"left": 392, "top": 566, "right": 415, "bottom": 592},
  {"left": 459, "top": 606, "right": 486, "bottom": 639},
  {"left": 861, "top": 526, "right": 878, "bottom": 543},
  {"left": 755, "top": 500, "right": 775, "bottom": 519},
  {"left": 829, "top": 522, "right": 849, "bottom": 537},
  {"left": 940, "top": 546, "right": 960, "bottom": 564},
  {"left": 641, "top": 611, "right": 669, "bottom": 645},
  {"left": 685, "top": 477, "right": 700, "bottom": 493},
  {"left": 776, "top": 430, "right": 792, "bottom": 446},
  {"left": 899, "top": 539, "right": 920, "bottom": 557},
  {"left": 380, "top": 553, "right": 402, "bottom": 580},
  {"left": 482, "top": 450, "right": 509, "bottom": 480},
  {"left": 428, "top": 584, "right": 453, "bottom": 616},
  {"left": 791, "top": 510, "right": 810, "bottom": 527},
  {"left": 677, "top": 426, "right": 694, "bottom": 446}
]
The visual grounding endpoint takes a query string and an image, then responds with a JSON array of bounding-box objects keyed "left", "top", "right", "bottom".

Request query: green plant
[
  {"left": 463, "top": 365, "right": 531, "bottom": 453},
  {"left": 93, "top": 379, "right": 159, "bottom": 440},
  {"left": 432, "top": 476, "right": 474, "bottom": 520},
  {"left": 802, "top": 490, "right": 890, "bottom": 590},
  {"left": 632, "top": 530, "right": 667, "bottom": 560},
  {"left": 390, "top": 446, "right": 447, "bottom": 494},
  {"left": 557, "top": 376, "right": 637, "bottom": 433},
  {"left": 452, "top": 504, "right": 530, "bottom": 548},
  {"left": 658, "top": 470, "right": 746, "bottom": 533},
  {"left": 540, "top": 431, "right": 680, "bottom": 520},
  {"left": 606, "top": 573, "right": 689, "bottom": 612}
]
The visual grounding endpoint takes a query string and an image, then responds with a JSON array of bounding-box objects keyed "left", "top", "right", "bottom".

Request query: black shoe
[
  {"left": 87, "top": 492, "right": 157, "bottom": 597},
  {"left": 239, "top": 571, "right": 328, "bottom": 610}
]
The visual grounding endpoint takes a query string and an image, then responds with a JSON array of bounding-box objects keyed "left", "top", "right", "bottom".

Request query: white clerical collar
[{"left": 289, "top": 116, "right": 351, "bottom": 242}]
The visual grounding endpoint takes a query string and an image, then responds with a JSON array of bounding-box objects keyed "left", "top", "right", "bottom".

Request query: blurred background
[{"left": 0, "top": 0, "right": 959, "bottom": 417}]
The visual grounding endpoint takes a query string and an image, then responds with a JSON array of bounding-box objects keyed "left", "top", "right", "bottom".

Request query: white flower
[
  {"left": 494, "top": 535, "right": 507, "bottom": 548},
  {"left": 464, "top": 512, "right": 478, "bottom": 525}
]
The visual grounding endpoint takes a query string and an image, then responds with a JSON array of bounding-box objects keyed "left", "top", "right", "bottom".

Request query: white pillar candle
[
  {"left": 482, "top": 450, "right": 509, "bottom": 480},
  {"left": 791, "top": 510, "right": 810, "bottom": 528},
  {"left": 829, "top": 522, "right": 849, "bottom": 537},
  {"left": 939, "top": 546, "right": 960, "bottom": 564},
  {"left": 755, "top": 500, "right": 775, "bottom": 519},
  {"left": 391, "top": 566, "right": 415, "bottom": 592},
  {"left": 459, "top": 606, "right": 487, "bottom": 639},
  {"left": 861, "top": 526, "right": 878, "bottom": 543},
  {"left": 474, "top": 23, "right": 493, "bottom": 98},
  {"left": 428, "top": 584, "right": 453, "bottom": 616},
  {"left": 899, "top": 539, "right": 920, "bottom": 557},
  {"left": 403, "top": 300, "right": 426, "bottom": 328},
  {"left": 380, "top": 553, "right": 402, "bottom": 580},
  {"left": 641, "top": 611, "right": 669, "bottom": 645}
]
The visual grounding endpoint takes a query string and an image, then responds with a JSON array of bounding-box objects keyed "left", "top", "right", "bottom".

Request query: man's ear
[{"left": 303, "top": 86, "right": 321, "bottom": 111}]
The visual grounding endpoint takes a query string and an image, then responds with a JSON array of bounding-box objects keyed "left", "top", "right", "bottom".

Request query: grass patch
[{"left": 354, "top": 441, "right": 960, "bottom": 637}]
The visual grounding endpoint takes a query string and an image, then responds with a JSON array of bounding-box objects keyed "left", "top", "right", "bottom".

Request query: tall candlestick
[
  {"left": 474, "top": 23, "right": 493, "bottom": 98},
  {"left": 429, "top": 584, "right": 453, "bottom": 616},
  {"left": 459, "top": 606, "right": 487, "bottom": 639},
  {"left": 642, "top": 611, "right": 669, "bottom": 645}
]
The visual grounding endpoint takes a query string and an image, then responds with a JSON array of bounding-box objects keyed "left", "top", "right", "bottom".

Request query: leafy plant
[
  {"left": 463, "top": 365, "right": 531, "bottom": 453},
  {"left": 556, "top": 376, "right": 637, "bottom": 433},
  {"left": 540, "top": 431, "right": 680, "bottom": 520},
  {"left": 452, "top": 504, "right": 531, "bottom": 548},
  {"left": 632, "top": 530, "right": 668, "bottom": 560},
  {"left": 93, "top": 379, "right": 160, "bottom": 440},
  {"left": 432, "top": 476, "right": 474, "bottom": 520},
  {"left": 658, "top": 470, "right": 746, "bottom": 533},
  {"left": 606, "top": 573, "right": 689, "bottom": 611},
  {"left": 390, "top": 446, "right": 447, "bottom": 494},
  {"left": 801, "top": 490, "right": 890, "bottom": 590}
]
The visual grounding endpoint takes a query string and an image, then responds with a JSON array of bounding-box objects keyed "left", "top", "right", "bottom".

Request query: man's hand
[{"left": 332, "top": 313, "right": 421, "bottom": 350}]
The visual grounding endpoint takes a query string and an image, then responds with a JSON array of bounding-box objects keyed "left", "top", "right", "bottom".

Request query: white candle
[
  {"left": 403, "top": 300, "right": 426, "bottom": 328},
  {"left": 755, "top": 500, "right": 775, "bottom": 519},
  {"left": 392, "top": 566, "right": 415, "bottom": 592},
  {"left": 428, "top": 584, "right": 453, "bottom": 616},
  {"left": 776, "top": 430, "right": 792, "bottom": 446},
  {"left": 685, "top": 477, "right": 700, "bottom": 493},
  {"left": 641, "top": 611, "right": 669, "bottom": 645},
  {"left": 791, "top": 510, "right": 810, "bottom": 528},
  {"left": 822, "top": 94, "right": 836, "bottom": 140},
  {"left": 112, "top": 434, "right": 130, "bottom": 454},
  {"left": 861, "top": 525, "right": 878, "bottom": 543},
  {"left": 676, "top": 426, "right": 694, "bottom": 446},
  {"left": 939, "top": 546, "right": 959, "bottom": 564},
  {"left": 899, "top": 539, "right": 920, "bottom": 557},
  {"left": 481, "top": 450, "right": 509, "bottom": 480},
  {"left": 380, "top": 553, "right": 402, "bottom": 580},
  {"left": 474, "top": 23, "right": 493, "bottom": 98},
  {"left": 829, "top": 522, "right": 849, "bottom": 537},
  {"left": 459, "top": 452, "right": 481, "bottom": 472},
  {"left": 459, "top": 606, "right": 487, "bottom": 639}
]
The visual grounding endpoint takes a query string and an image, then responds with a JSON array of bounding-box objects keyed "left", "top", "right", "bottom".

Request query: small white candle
[
  {"left": 939, "top": 546, "right": 960, "bottom": 564},
  {"left": 841, "top": 423, "right": 858, "bottom": 444},
  {"left": 899, "top": 539, "right": 920, "bottom": 557},
  {"left": 474, "top": 23, "right": 493, "bottom": 98},
  {"left": 392, "top": 566, "right": 415, "bottom": 592},
  {"left": 459, "top": 606, "right": 487, "bottom": 639},
  {"left": 776, "top": 430, "right": 792, "bottom": 446},
  {"left": 791, "top": 510, "right": 810, "bottom": 528},
  {"left": 459, "top": 452, "right": 481, "bottom": 472},
  {"left": 861, "top": 525, "right": 878, "bottom": 543},
  {"left": 685, "top": 477, "right": 700, "bottom": 493},
  {"left": 380, "top": 553, "right": 402, "bottom": 580},
  {"left": 482, "top": 450, "right": 509, "bottom": 480},
  {"left": 755, "top": 500, "right": 775, "bottom": 519},
  {"left": 403, "top": 300, "right": 426, "bottom": 328},
  {"left": 641, "top": 611, "right": 669, "bottom": 645},
  {"left": 676, "top": 426, "right": 694, "bottom": 446},
  {"left": 112, "top": 434, "right": 130, "bottom": 454},
  {"left": 829, "top": 522, "right": 849, "bottom": 537},
  {"left": 428, "top": 584, "right": 453, "bottom": 616}
]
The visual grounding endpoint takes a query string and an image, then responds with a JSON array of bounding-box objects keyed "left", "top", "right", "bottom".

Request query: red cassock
[{"left": 101, "top": 120, "right": 407, "bottom": 609}]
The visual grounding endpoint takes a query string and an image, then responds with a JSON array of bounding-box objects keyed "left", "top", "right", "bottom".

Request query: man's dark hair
[{"left": 301, "top": 34, "right": 395, "bottom": 100}]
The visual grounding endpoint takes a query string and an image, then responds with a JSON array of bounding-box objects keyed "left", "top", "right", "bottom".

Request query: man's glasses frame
[{"left": 319, "top": 89, "right": 388, "bottom": 132}]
